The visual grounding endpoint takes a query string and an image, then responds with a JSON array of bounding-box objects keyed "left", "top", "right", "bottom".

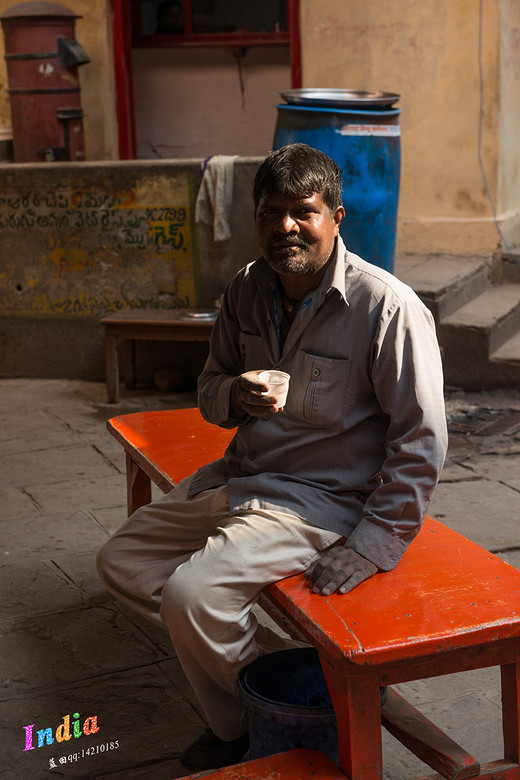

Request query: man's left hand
[{"left": 304, "top": 546, "right": 378, "bottom": 595}]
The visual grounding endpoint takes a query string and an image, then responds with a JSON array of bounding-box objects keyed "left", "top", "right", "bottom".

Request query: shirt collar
[{"left": 320, "top": 235, "right": 349, "bottom": 306}]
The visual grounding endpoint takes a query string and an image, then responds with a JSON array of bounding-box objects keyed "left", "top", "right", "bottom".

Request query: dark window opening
[{"left": 132, "top": 0, "right": 290, "bottom": 47}]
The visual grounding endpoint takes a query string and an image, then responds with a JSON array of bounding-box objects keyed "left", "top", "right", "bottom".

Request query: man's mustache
[{"left": 268, "top": 236, "right": 309, "bottom": 250}]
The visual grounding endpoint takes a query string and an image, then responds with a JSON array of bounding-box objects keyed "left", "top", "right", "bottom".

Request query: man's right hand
[{"left": 231, "top": 371, "right": 281, "bottom": 418}]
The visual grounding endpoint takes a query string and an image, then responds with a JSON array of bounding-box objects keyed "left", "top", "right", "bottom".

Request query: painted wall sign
[{"left": 0, "top": 169, "right": 199, "bottom": 317}]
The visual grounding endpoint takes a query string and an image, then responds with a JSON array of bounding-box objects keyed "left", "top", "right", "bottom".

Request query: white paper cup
[{"left": 258, "top": 370, "right": 290, "bottom": 410}]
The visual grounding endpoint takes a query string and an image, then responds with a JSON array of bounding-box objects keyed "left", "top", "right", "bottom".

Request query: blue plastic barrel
[
  {"left": 273, "top": 102, "right": 401, "bottom": 273},
  {"left": 238, "top": 647, "right": 338, "bottom": 764}
]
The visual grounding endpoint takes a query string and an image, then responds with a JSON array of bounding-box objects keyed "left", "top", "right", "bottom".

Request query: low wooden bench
[
  {"left": 100, "top": 308, "right": 216, "bottom": 403},
  {"left": 107, "top": 407, "right": 520, "bottom": 780}
]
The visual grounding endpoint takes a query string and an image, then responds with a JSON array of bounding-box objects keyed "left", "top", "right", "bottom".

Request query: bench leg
[
  {"left": 502, "top": 648, "right": 520, "bottom": 762},
  {"left": 320, "top": 658, "right": 382, "bottom": 779},
  {"left": 126, "top": 453, "right": 152, "bottom": 515},
  {"left": 105, "top": 333, "right": 120, "bottom": 404}
]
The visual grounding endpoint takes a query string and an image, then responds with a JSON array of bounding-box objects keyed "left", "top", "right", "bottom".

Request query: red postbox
[{"left": 0, "top": 1, "right": 90, "bottom": 162}]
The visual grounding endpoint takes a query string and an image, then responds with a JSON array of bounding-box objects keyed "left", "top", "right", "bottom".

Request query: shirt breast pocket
[
  {"left": 238, "top": 332, "right": 267, "bottom": 372},
  {"left": 286, "top": 351, "right": 350, "bottom": 426}
]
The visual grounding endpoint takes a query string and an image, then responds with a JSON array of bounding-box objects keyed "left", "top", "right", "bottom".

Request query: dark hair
[{"left": 253, "top": 143, "right": 343, "bottom": 213}]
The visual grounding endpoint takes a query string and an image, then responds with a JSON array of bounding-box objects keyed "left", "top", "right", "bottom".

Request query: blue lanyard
[{"left": 272, "top": 290, "right": 281, "bottom": 343}]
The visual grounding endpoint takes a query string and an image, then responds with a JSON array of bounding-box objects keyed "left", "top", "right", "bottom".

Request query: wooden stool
[
  {"left": 107, "top": 408, "right": 520, "bottom": 780},
  {"left": 100, "top": 308, "right": 216, "bottom": 403}
]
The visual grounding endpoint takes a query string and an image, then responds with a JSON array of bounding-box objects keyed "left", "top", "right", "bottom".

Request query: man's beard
[{"left": 264, "top": 237, "right": 313, "bottom": 275}]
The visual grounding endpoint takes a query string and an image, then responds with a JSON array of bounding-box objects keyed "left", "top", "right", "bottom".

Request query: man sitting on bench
[{"left": 97, "top": 143, "right": 448, "bottom": 771}]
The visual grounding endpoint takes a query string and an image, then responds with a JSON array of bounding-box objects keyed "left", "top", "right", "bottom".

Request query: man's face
[{"left": 255, "top": 191, "right": 344, "bottom": 276}]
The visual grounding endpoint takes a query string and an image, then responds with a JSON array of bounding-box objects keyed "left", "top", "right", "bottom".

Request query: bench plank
[
  {"left": 108, "top": 408, "right": 233, "bottom": 507},
  {"left": 179, "top": 748, "right": 347, "bottom": 779},
  {"left": 263, "top": 522, "right": 520, "bottom": 667}
]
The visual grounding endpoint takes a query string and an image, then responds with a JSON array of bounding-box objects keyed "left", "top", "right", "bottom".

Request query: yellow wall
[
  {"left": 299, "top": 0, "right": 516, "bottom": 255},
  {"left": 0, "top": 0, "right": 118, "bottom": 160}
]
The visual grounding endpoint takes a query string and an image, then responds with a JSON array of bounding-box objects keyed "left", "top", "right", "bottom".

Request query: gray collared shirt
[{"left": 195, "top": 237, "right": 448, "bottom": 570}]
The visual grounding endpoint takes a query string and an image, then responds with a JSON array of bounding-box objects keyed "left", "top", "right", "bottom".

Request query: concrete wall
[
  {"left": 0, "top": 159, "right": 261, "bottom": 381},
  {"left": 299, "top": 0, "right": 520, "bottom": 255},
  {"left": 133, "top": 45, "right": 291, "bottom": 159}
]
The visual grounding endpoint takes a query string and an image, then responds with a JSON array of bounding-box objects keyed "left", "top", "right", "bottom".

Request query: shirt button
[
  {"left": 312, "top": 368, "right": 321, "bottom": 378},
  {"left": 249, "top": 451, "right": 257, "bottom": 460}
]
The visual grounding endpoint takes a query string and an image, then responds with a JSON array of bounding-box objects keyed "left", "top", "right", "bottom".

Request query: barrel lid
[
  {"left": 280, "top": 89, "right": 400, "bottom": 108},
  {"left": 0, "top": 2, "right": 79, "bottom": 20}
]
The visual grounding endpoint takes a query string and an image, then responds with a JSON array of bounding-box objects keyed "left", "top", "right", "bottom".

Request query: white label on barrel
[{"left": 336, "top": 125, "right": 401, "bottom": 137}]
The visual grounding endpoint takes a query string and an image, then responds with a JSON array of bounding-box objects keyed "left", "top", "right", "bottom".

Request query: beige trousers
[{"left": 96, "top": 475, "right": 341, "bottom": 740}]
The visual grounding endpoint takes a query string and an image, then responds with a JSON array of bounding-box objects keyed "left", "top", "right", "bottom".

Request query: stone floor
[{"left": 1, "top": 378, "right": 520, "bottom": 779}]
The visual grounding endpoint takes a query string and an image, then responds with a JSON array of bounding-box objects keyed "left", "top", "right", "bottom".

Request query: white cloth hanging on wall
[{"left": 195, "top": 155, "right": 239, "bottom": 241}]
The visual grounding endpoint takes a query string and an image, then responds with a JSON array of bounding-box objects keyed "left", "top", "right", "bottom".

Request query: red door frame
[
  {"left": 111, "top": 0, "right": 137, "bottom": 159},
  {"left": 110, "top": 0, "right": 300, "bottom": 160},
  {"left": 289, "top": 0, "right": 302, "bottom": 89}
]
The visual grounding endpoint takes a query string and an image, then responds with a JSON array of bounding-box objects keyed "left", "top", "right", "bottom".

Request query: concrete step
[
  {"left": 395, "top": 254, "right": 492, "bottom": 320},
  {"left": 492, "top": 329, "right": 520, "bottom": 362},
  {"left": 438, "top": 284, "right": 520, "bottom": 389},
  {"left": 394, "top": 254, "right": 520, "bottom": 390},
  {"left": 440, "top": 284, "right": 520, "bottom": 351}
]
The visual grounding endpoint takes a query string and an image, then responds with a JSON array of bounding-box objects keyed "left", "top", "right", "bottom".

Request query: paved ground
[{"left": 1, "top": 377, "right": 520, "bottom": 779}]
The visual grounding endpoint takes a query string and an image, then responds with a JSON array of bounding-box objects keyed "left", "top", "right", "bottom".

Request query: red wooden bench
[{"left": 107, "top": 407, "right": 520, "bottom": 780}]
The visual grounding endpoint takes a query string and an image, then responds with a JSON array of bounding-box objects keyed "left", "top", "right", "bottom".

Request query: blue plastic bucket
[
  {"left": 273, "top": 103, "right": 401, "bottom": 273},
  {"left": 238, "top": 647, "right": 338, "bottom": 764}
]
